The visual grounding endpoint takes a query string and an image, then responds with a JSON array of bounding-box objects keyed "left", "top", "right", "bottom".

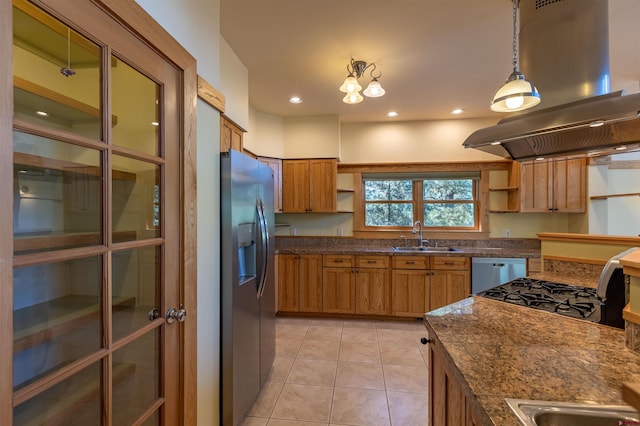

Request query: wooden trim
[
  {"left": 197, "top": 74, "right": 225, "bottom": 112},
  {"left": 537, "top": 232, "right": 640, "bottom": 245},
  {"left": 543, "top": 254, "right": 607, "bottom": 266},
  {"left": 624, "top": 304, "right": 640, "bottom": 326},
  {"left": 338, "top": 160, "right": 512, "bottom": 173},
  {"left": 622, "top": 380, "right": 640, "bottom": 414},
  {"left": 479, "top": 170, "right": 490, "bottom": 232},
  {"left": 182, "top": 62, "right": 198, "bottom": 426},
  {"left": 0, "top": 0, "right": 13, "bottom": 421},
  {"left": 93, "top": 0, "right": 195, "bottom": 70},
  {"left": 353, "top": 230, "right": 491, "bottom": 240},
  {"left": 621, "top": 249, "right": 640, "bottom": 277}
]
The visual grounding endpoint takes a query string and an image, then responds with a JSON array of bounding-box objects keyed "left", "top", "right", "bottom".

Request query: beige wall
[
  {"left": 246, "top": 107, "right": 286, "bottom": 158},
  {"left": 220, "top": 38, "right": 249, "bottom": 129},
  {"left": 339, "top": 118, "right": 500, "bottom": 163},
  {"left": 283, "top": 115, "right": 340, "bottom": 158}
]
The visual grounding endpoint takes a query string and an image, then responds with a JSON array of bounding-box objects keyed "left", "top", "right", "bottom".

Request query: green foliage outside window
[{"left": 364, "top": 177, "right": 476, "bottom": 228}]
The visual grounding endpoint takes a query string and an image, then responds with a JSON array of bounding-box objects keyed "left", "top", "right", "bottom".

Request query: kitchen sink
[
  {"left": 391, "top": 246, "right": 458, "bottom": 252},
  {"left": 505, "top": 398, "right": 640, "bottom": 426}
]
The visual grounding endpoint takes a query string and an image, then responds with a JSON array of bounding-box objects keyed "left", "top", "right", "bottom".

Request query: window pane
[
  {"left": 423, "top": 179, "right": 473, "bottom": 200},
  {"left": 365, "top": 203, "right": 413, "bottom": 226},
  {"left": 112, "top": 329, "right": 160, "bottom": 425},
  {"left": 112, "top": 246, "right": 160, "bottom": 342},
  {"left": 424, "top": 203, "right": 474, "bottom": 227},
  {"left": 112, "top": 57, "right": 160, "bottom": 156},
  {"left": 13, "top": 256, "right": 102, "bottom": 390},
  {"left": 14, "top": 131, "right": 102, "bottom": 255},
  {"left": 14, "top": 361, "right": 103, "bottom": 425},
  {"left": 13, "top": 5, "right": 101, "bottom": 139},
  {"left": 112, "top": 155, "right": 160, "bottom": 241},
  {"left": 364, "top": 180, "right": 412, "bottom": 201}
]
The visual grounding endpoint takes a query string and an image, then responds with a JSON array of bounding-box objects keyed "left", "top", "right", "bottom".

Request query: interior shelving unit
[{"left": 489, "top": 162, "right": 521, "bottom": 213}]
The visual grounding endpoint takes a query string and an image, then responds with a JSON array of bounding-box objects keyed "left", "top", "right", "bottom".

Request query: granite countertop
[
  {"left": 424, "top": 297, "right": 640, "bottom": 425},
  {"left": 275, "top": 245, "right": 540, "bottom": 259}
]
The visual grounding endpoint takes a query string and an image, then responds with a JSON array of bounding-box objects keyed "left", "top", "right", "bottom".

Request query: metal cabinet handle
[
  {"left": 367, "top": 260, "right": 376, "bottom": 264},
  {"left": 166, "top": 305, "right": 187, "bottom": 324},
  {"left": 148, "top": 308, "right": 161, "bottom": 321},
  {"left": 406, "top": 261, "right": 415, "bottom": 265},
  {"left": 334, "top": 259, "right": 344, "bottom": 263}
]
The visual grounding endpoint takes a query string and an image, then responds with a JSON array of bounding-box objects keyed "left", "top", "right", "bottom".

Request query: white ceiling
[{"left": 220, "top": 0, "right": 640, "bottom": 123}]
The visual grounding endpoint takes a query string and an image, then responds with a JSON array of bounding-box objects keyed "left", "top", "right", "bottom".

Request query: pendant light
[
  {"left": 339, "top": 59, "right": 385, "bottom": 104},
  {"left": 60, "top": 27, "right": 76, "bottom": 77},
  {"left": 491, "top": 0, "right": 540, "bottom": 112}
]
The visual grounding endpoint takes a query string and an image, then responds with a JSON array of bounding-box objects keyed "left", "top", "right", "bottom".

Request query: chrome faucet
[{"left": 412, "top": 220, "right": 424, "bottom": 247}]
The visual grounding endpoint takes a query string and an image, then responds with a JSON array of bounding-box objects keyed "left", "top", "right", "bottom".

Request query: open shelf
[
  {"left": 590, "top": 192, "right": 640, "bottom": 200},
  {"left": 14, "top": 230, "right": 137, "bottom": 254},
  {"left": 489, "top": 186, "right": 519, "bottom": 192},
  {"left": 337, "top": 188, "right": 354, "bottom": 193},
  {"left": 15, "top": 152, "right": 136, "bottom": 182}
]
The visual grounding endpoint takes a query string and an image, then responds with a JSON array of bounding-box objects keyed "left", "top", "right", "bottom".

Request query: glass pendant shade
[
  {"left": 339, "top": 76, "right": 362, "bottom": 93},
  {"left": 490, "top": 71, "right": 541, "bottom": 112},
  {"left": 363, "top": 78, "right": 385, "bottom": 97},
  {"left": 343, "top": 91, "right": 364, "bottom": 104}
]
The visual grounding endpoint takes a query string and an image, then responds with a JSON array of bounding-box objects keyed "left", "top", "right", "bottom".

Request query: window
[{"left": 362, "top": 173, "right": 479, "bottom": 229}]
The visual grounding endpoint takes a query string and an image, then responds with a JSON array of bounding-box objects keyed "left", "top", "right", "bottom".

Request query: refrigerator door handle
[{"left": 256, "top": 199, "right": 270, "bottom": 299}]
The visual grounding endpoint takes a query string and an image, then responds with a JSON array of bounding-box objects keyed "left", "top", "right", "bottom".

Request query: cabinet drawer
[
  {"left": 392, "top": 256, "right": 429, "bottom": 270},
  {"left": 357, "top": 255, "right": 390, "bottom": 269},
  {"left": 431, "top": 256, "right": 470, "bottom": 270},
  {"left": 323, "top": 254, "right": 355, "bottom": 267}
]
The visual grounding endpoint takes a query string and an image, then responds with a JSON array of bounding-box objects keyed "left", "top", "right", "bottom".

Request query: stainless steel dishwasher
[{"left": 471, "top": 258, "right": 526, "bottom": 294}]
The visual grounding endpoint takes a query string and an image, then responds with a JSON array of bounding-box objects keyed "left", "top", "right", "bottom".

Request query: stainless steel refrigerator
[{"left": 220, "top": 150, "right": 276, "bottom": 426}]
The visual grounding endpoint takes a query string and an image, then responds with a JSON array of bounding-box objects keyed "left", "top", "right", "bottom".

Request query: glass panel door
[{"left": 11, "top": 1, "right": 181, "bottom": 424}]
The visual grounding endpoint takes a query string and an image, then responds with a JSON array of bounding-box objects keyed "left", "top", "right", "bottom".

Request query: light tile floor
[{"left": 241, "top": 317, "right": 430, "bottom": 426}]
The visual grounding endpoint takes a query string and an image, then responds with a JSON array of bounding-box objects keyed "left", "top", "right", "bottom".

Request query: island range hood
[{"left": 463, "top": 0, "right": 640, "bottom": 161}]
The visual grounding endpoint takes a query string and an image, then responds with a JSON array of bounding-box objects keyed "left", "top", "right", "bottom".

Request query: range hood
[
  {"left": 464, "top": 91, "right": 640, "bottom": 160},
  {"left": 463, "top": 0, "right": 640, "bottom": 161}
]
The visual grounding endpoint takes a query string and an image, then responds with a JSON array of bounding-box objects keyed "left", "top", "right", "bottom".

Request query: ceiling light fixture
[
  {"left": 451, "top": 108, "right": 464, "bottom": 115},
  {"left": 339, "top": 58, "right": 385, "bottom": 104},
  {"left": 490, "top": 0, "right": 540, "bottom": 112},
  {"left": 386, "top": 111, "right": 398, "bottom": 118},
  {"left": 289, "top": 96, "right": 302, "bottom": 104}
]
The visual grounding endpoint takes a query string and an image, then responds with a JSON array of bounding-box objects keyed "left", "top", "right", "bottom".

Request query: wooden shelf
[
  {"left": 590, "top": 192, "right": 640, "bottom": 200},
  {"left": 337, "top": 188, "right": 354, "bottom": 193},
  {"left": 489, "top": 209, "right": 519, "bottom": 213},
  {"left": 15, "top": 152, "right": 136, "bottom": 182},
  {"left": 14, "top": 230, "right": 137, "bottom": 254},
  {"left": 14, "top": 295, "right": 136, "bottom": 353},
  {"left": 337, "top": 210, "right": 354, "bottom": 214}
]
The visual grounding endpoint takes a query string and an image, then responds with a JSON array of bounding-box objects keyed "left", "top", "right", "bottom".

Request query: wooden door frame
[{"left": 1, "top": 0, "right": 203, "bottom": 423}]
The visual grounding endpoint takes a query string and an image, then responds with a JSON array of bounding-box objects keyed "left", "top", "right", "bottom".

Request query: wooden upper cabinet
[
  {"left": 220, "top": 116, "right": 244, "bottom": 153},
  {"left": 282, "top": 159, "right": 337, "bottom": 212},
  {"left": 520, "top": 158, "right": 586, "bottom": 213},
  {"left": 258, "top": 157, "right": 283, "bottom": 213}
]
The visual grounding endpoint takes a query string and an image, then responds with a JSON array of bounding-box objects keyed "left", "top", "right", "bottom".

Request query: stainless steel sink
[
  {"left": 391, "top": 246, "right": 458, "bottom": 252},
  {"left": 505, "top": 398, "right": 640, "bottom": 426}
]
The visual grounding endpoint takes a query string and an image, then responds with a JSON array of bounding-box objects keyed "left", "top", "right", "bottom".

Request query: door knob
[
  {"left": 166, "top": 305, "right": 187, "bottom": 324},
  {"left": 148, "top": 308, "right": 161, "bottom": 321}
]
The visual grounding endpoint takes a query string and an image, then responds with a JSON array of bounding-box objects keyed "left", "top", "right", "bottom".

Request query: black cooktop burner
[{"left": 476, "top": 277, "right": 602, "bottom": 322}]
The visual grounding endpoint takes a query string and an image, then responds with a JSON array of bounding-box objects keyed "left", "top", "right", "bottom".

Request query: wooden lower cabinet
[
  {"left": 391, "top": 269, "right": 430, "bottom": 317},
  {"left": 430, "top": 270, "right": 471, "bottom": 311},
  {"left": 323, "top": 266, "right": 356, "bottom": 313},
  {"left": 392, "top": 256, "right": 470, "bottom": 316},
  {"left": 277, "top": 253, "right": 470, "bottom": 318},
  {"left": 430, "top": 337, "right": 479, "bottom": 426},
  {"left": 277, "top": 254, "right": 322, "bottom": 313}
]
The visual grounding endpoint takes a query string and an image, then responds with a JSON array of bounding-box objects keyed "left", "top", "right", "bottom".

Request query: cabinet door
[
  {"left": 282, "top": 160, "right": 309, "bottom": 212},
  {"left": 520, "top": 160, "right": 551, "bottom": 212},
  {"left": 299, "top": 255, "right": 323, "bottom": 312},
  {"left": 391, "top": 269, "right": 430, "bottom": 317},
  {"left": 430, "top": 270, "right": 470, "bottom": 311},
  {"left": 258, "top": 157, "right": 282, "bottom": 213},
  {"left": 355, "top": 268, "right": 390, "bottom": 315},
  {"left": 277, "top": 255, "right": 299, "bottom": 312},
  {"left": 220, "top": 116, "right": 243, "bottom": 153},
  {"left": 552, "top": 158, "right": 586, "bottom": 212},
  {"left": 323, "top": 267, "right": 355, "bottom": 313},
  {"left": 308, "top": 159, "right": 337, "bottom": 212},
  {"left": 430, "top": 341, "right": 466, "bottom": 426}
]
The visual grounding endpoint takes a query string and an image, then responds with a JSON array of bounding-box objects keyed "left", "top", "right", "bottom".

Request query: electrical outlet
[
  {"left": 337, "top": 227, "right": 343, "bottom": 236},
  {"left": 502, "top": 228, "right": 511, "bottom": 238},
  {"left": 290, "top": 227, "right": 296, "bottom": 236}
]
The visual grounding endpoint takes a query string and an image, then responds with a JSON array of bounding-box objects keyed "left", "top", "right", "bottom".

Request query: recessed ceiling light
[
  {"left": 289, "top": 96, "right": 302, "bottom": 104},
  {"left": 451, "top": 108, "right": 464, "bottom": 115},
  {"left": 36, "top": 111, "right": 49, "bottom": 117},
  {"left": 387, "top": 111, "right": 398, "bottom": 118},
  {"left": 151, "top": 121, "right": 159, "bottom": 126}
]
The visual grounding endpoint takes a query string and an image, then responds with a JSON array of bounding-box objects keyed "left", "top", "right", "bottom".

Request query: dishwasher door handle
[{"left": 492, "top": 263, "right": 505, "bottom": 267}]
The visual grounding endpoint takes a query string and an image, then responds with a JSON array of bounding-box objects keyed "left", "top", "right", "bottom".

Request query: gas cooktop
[{"left": 476, "top": 277, "right": 603, "bottom": 323}]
